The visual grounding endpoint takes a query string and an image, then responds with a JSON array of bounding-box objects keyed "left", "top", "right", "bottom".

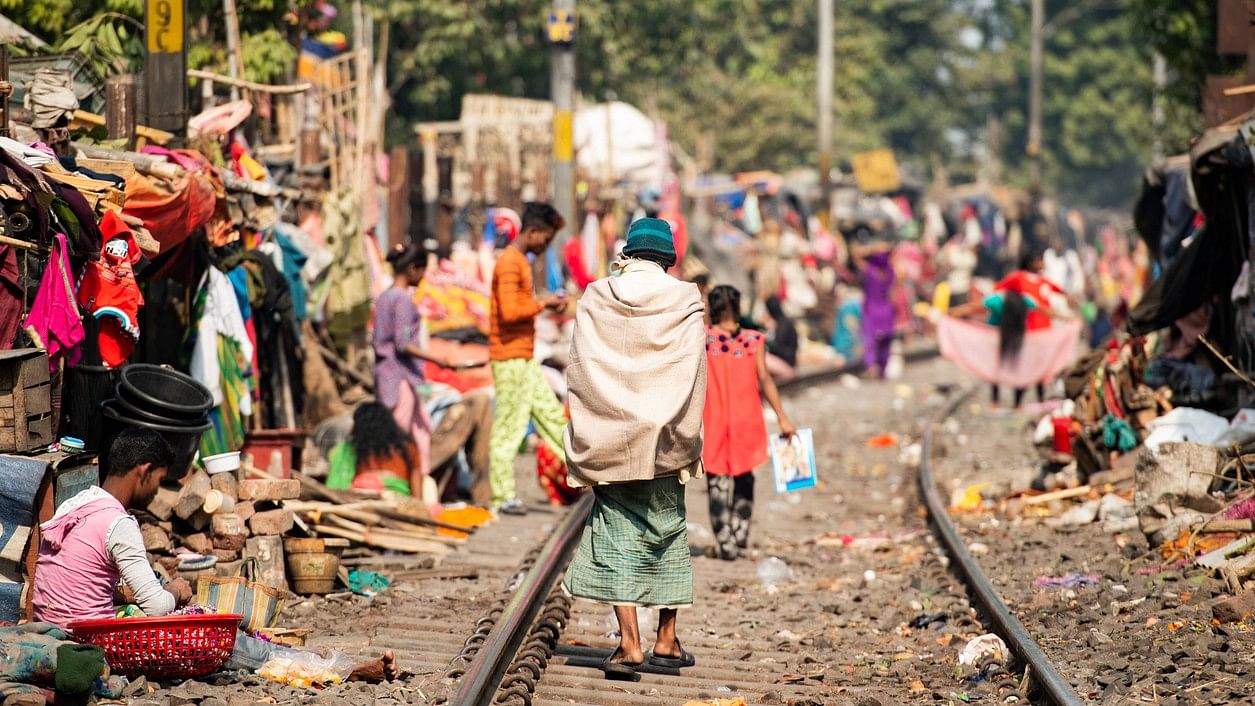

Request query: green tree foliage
[{"left": 4, "top": 0, "right": 1207, "bottom": 206}]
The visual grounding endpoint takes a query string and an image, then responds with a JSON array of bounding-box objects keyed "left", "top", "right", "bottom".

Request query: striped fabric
[
  {"left": 199, "top": 335, "right": 250, "bottom": 458},
  {"left": 195, "top": 568, "right": 286, "bottom": 633},
  {"left": 563, "top": 476, "right": 693, "bottom": 608}
]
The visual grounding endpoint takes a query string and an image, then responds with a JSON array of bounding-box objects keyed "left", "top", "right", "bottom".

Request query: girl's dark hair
[
  {"left": 387, "top": 242, "right": 428, "bottom": 272},
  {"left": 350, "top": 401, "right": 416, "bottom": 470},
  {"left": 764, "top": 295, "right": 786, "bottom": 321},
  {"left": 1019, "top": 248, "right": 1044, "bottom": 271},
  {"left": 998, "top": 290, "right": 1029, "bottom": 363},
  {"left": 707, "top": 285, "right": 742, "bottom": 325}
]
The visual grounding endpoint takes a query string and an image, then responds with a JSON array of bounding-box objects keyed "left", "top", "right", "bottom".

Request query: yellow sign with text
[
  {"left": 553, "top": 110, "right": 573, "bottom": 161},
  {"left": 146, "top": 0, "right": 184, "bottom": 53},
  {"left": 851, "top": 148, "right": 901, "bottom": 194}
]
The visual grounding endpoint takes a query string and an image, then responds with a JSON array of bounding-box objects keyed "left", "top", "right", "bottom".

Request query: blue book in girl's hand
[{"left": 770, "top": 428, "right": 817, "bottom": 494}]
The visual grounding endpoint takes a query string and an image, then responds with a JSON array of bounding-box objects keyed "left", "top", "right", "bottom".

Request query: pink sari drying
[{"left": 938, "top": 317, "right": 1083, "bottom": 387}]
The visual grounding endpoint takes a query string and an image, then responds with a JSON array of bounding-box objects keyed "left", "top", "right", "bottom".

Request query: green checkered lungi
[{"left": 563, "top": 476, "right": 693, "bottom": 608}]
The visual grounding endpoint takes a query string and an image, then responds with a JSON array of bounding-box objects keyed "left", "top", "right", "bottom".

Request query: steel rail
[
  {"left": 449, "top": 491, "right": 594, "bottom": 706},
  {"left": 450, "top": 349, "right": 945, "bottom": 705},
  {"left": 918, "top": 389, "right": 1085, "bottom": 706}
]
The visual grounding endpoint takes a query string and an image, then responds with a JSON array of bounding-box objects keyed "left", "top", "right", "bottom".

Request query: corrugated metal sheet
[{"left": 0, "top": 12, "right": 45, "bottom": 47}]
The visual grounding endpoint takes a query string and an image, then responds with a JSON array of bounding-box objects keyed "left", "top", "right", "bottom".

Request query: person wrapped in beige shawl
[{"left": 562, "top": 218, "right": 706, "bottom": 680}]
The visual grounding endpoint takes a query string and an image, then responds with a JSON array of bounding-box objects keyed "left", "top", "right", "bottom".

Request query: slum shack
[{"left": 0, "top": 19, "right": 493, "bottom": 699}]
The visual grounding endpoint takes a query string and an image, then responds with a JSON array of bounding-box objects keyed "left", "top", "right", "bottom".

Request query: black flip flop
[
  {"left": 647, "top": 642, "right": 696, "bottom": 669},
  {"left": 601, "top": 647, "right": 642, "bottom": 681}
]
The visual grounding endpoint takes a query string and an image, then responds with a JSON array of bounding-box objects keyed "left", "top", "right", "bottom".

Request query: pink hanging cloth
[{"left": 22, "top": 232, "right": 85, "bottom": 371}]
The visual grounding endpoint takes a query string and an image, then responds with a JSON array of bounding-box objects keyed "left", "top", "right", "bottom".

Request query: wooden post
[
  {"left": 145, "top": 0, "right": 188, "bottom": 133},
  {"left": 388, "top": 146, "right": 410, "bottom": 248},
  {"left": 105, "top": 75, "right": 138, "bottom": 149},
  {"left": 221, "top": 0, "right": 244, "bottom": 101},
  {"left": 0, "top": 45, "right": 10, "bottom": 139}
]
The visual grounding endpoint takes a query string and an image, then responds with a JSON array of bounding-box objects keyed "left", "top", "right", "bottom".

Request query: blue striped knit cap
[{"left": 622, "top": 217, "right": 676, "bottom": 266}]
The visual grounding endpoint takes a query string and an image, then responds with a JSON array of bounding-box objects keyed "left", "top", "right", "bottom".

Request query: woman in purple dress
[
  {"left": 857, "top": 243, "right": 896, "bottom": 378},
  {"left": 373, "top": 243, "right": 458, "bottom": 483}
]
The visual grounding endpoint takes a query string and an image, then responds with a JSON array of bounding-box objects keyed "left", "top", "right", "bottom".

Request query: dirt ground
[{"left": 135, "top": 356, "right": 1255, "bottom": 705}]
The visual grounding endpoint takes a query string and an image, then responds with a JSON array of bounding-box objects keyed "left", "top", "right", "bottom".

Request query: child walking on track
[
  {"left": 702, "top": 285, "right": 796, "bottom": 560},
  {"left": 488, "top": 202, "right": 569, "bottom": 515}
]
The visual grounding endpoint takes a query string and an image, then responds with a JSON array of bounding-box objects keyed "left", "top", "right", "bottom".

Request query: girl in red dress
[{"left": 702, "top": 286, "right": 796, "bottom": 560}]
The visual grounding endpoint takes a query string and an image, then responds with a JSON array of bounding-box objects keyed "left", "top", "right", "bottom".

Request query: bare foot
[{"left": 348, "top": 650, "right": 399, "bottom": 683}]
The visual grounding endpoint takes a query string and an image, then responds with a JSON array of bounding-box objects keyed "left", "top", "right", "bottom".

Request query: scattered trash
[
  {"left": 1047, "top": 499, "right": 1100, "bottom": 528},
  {"left": 682, "top": 699, "right": 747, "bottom": 706},
  {"left": 950, "top": 483, "right": 990, "bottom": 513},
  {"left": 756, "top": 556, "right": 794, "bottom": 588},
  {"left": 861, "top": 569, "right": 877, "bottom": 586},
  {"left": 908, "top": 612, "right": 948, "bottom": 629},
  {"left": 898, "top": 442, "right": 923, "bottom": 468},
  {"left": 775, "top": 628, "right": 803, "bottom": 642},
  {"left": 1143, "top": 408, "right": 1228, "bottom": 452},
  {"left": 258, "top": 650, "right": 356, "bottom": 687},
  {"left": 967, "top": 542, "right": 989, "bottom": 556},
  {"left": 1135, "top": 441, "right": 1223, "bottom": 545},
  {"left": 957, "top": 633, "right": 1008, "bottom": 667},
  {"left": 346, "top": 569, "right": 391, "bottom": 597},
  {"left": 839, "top": 373, "right": 861, "bottom": 389},
  {"left": 1033, "top": 572, "right": 1102, "bottom": 589},
  {"left": 866, "top": 433, "right": 899, "bottom": 449}
]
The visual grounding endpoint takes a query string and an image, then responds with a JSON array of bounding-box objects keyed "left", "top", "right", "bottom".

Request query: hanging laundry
[
  {"left": 0, "top": 244, "right": 22, "bottom": 350},
  {"left": 189, "top": 266, "right": 254, "bottom": 416},
  {"left": 22, "top": 232, "right": 84, "bottom": 371},
  {"left": 76, "top": 212, "right": 144, "bottom": 368}
]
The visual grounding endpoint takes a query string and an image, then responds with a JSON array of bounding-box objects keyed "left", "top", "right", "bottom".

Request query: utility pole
[
  {"left": 548, "top": 0, "right": 577, "bottom": 241},
  {"left": 817, "top": 0, "right": 834, "bottom": 230},
  {"left": 1027, "top": 0, "right": 1044, "bottom": 195}
]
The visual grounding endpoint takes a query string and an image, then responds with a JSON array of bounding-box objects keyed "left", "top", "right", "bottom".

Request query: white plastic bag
[{"left": 258, "top": 650, "right": 357, "bottom": 687}]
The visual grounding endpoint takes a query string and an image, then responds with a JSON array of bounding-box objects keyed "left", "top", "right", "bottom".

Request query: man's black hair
[
  {"left": 107, "top": 428, "right": 175, "bottom": 478},
  {"left": 521, "top": 202, "right": 565, "bottom": 233}
]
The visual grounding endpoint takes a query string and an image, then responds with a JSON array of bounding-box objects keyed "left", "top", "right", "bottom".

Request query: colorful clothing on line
[
  {"left": 707, "top": 473, "right": 754, "bottom": 561},
  {"left": 702, "top": 326, "right": 768, "bottom": 477},
  {"left": 488, "top": 358, "right": 567, "bottom": 505},
  {"left": 22, "top": 232, "right": 84, "bottom": 372},
  {"left": 563, "top": 476, "right": 693, "bottom": 608},
  {"left": 200, "top": 335, "right": 250, "bottom": 457}
]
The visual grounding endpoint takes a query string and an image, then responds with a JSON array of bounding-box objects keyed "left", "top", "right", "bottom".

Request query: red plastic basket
[{"left": 68, "top": 614, "right": 242, "bottom": 680}]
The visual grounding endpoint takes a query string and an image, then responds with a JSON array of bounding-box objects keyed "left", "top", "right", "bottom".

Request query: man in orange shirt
[{"left": 489, "top": 202, "right": 568, "bottom": 514}]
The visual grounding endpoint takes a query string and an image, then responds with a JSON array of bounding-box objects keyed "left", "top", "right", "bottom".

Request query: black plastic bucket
[
  {"left": 116, "top": 364, "right": 213, "bottom": 422},
  {"left": 100, "top": 400, "right": 211, "bottom": 481},
  {"left": 110, "top": 383, "right": 211, "bottom": 428}
]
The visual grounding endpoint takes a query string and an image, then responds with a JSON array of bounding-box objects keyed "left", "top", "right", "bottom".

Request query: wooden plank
[
  {"left": 22, "top": 383, "right": 51, "bottom": 417},
  {"left": 1020, "top": 485, "right": 1092, "bottom": 506},
  {"left": 71, "top": 109, "right": 174, "bottom": 145}
]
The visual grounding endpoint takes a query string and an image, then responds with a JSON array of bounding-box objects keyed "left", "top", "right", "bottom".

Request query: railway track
[{"left": 412, "top": 360, "right": 1084, "bottom": 706}]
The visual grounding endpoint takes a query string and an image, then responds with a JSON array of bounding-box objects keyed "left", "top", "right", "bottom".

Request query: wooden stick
[
  {"left": 1199, "top": 335, "right": 1255, "bottom": 390},
  {"left": 0, "top": 234, "right": 45, "bottom": 252},
  {"left": 295, "top": 504, "right": 464, "bottom": 545},
  {"left": 71, "top": 110, "right": 174, "bottom": 145},
  {"left": 1223, "top": 84, "right": 1255, "bottom": 97},
  {"left": 292, "top": 472, "right": 474, "bottom": 534},
  {"left": 188, "top": 69, "right": 312, "bottom": 95},
  {"left": 311, "top": 524, "right": 449, "bottom": 554},
  {"left": 1020, "top": 485, "right": 1092, "bottom": 506},
  {"left": 1199, "top": 519, "right": 1255, "bottom": 534}
]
